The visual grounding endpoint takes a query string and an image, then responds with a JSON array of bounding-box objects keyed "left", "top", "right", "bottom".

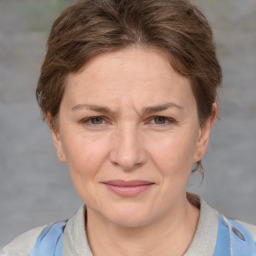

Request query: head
[
  {"left": 36, "top": 0, "right": 222, "bottom": 226},
  {"left": 37, "top": 0, "right": 221, "bottom": 126}
]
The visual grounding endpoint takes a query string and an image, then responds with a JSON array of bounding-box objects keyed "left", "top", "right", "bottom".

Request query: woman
[{"left": 2, "top": 0, "right": 256, "bottom": 255}]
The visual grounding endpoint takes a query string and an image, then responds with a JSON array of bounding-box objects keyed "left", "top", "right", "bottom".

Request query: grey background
[{"left": 0, "top": 0, "right": 255, "bottom": 247}]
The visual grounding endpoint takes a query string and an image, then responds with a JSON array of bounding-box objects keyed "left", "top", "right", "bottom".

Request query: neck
[{"left": 86, "top": 194, "right": 200, "bottom": 256}]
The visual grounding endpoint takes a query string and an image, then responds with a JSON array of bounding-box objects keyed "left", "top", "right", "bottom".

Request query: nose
[{"left": 109, "top": 124, "right": 147, "bottom": 171}]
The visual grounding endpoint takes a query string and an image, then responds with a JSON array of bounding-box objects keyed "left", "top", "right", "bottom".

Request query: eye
[
  {"left": 89, "top": 117, "right": 104, "bottom": 124},
  {"left": 153, "top": 116, "right": 168, "bottom": 124},
  {"left": 81, "top": 116, "right": 106, "bottom": 126},
  {"left": 151, "top": 116, "right": 174, "bottom": 125}
]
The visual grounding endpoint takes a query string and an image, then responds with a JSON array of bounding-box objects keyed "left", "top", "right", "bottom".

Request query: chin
[
  {"left": 111, "top": 215, "right": 151, "bottom": 228},
  {"left": 105, "top": 203, "right": 154, "bottom": 228}
]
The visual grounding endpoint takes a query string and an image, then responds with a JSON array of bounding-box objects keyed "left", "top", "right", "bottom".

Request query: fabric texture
[
  {"left": 29, "top": 221, "right": 67, "bottom": 256},
  {"left": 2, "top": 197, "right": 255, "bottom": 256},
  {"left": 213, "top": 215, "right": 256, "bottom": 256},
  {"left": 21, "top": 210, "right": 256, "bottom": 256}
]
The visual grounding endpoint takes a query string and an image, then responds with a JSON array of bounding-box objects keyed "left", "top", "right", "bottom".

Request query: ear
[
  {"left": 194, "top": 103, "right": 217, "bottom": 162},
  {"left": 47, "top": 113, "right": 66, "bottom": 163}
]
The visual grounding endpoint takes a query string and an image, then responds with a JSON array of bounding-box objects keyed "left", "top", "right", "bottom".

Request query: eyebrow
[
  {"left": 71, "top": 104, "right": 114, "bottom": 114},
  {"left": 141, "top": 103, "right": 184, "bottom": 115},
  {"left": 71, "top": 102, "right": 183, "bottom": 115}
]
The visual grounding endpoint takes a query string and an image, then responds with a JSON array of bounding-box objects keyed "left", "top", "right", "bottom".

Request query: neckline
[{"left": 64, "top": 195, "right": 219, "bottom": 256}]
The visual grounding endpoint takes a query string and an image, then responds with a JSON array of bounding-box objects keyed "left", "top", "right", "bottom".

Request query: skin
[{"left": 50, "top": 46, "right": 217, "bottom": 256}]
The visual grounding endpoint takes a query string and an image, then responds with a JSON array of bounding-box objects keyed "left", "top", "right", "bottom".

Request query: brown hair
[
  {"left": 37, "top": 0, "right": 221, "bottom": 124},
  {"left": 36, "top": 0, "right": 222, "bottom": 172}
]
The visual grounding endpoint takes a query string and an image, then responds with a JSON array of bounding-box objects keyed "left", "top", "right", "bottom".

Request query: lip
[{"left": 102, "top": 180, "right": 154, "bottom": 197}]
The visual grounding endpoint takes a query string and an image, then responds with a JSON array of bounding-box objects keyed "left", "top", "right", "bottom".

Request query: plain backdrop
[{"left": 0, "top": 0, "right": 256, "bottom": 247}]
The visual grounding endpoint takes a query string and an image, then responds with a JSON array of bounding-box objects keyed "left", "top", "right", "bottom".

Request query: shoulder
[
  {"left": 197, "top": 196, "right": 256, "bottom": 242},
  {"left": 190, "top": 196, "right": 256, "bottom": 255},
  {"left": 215, "top": 215, "right": 256, "bottom": 255},
  {"left": 1, "top": 225, "right": 46, "bottom": 256}
]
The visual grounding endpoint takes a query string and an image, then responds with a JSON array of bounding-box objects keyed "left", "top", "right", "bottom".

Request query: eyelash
[
  {"left": 81, "top": 116, "right": 107, "bottom": 126},
  {"left": 149, "top": 116, "right": 176, "bottom": 126},
  {"left": 80, "top": 116, "right": 176, "bottom": 127}
]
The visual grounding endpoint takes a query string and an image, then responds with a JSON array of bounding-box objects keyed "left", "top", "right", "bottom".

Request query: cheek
[
  {"left": 61, "top": 134, "right": 111, "bottom": 204},
  {"left": 62, "top": 133, "right": 109, "bottom": 177},
  {"left": 147, "top": 131, "right": 197, "bottom": 177}
]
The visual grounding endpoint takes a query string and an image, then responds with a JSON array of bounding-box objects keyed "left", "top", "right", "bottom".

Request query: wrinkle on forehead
[{"left": 63, "top": 46, "right": 195, "bottom": 119}]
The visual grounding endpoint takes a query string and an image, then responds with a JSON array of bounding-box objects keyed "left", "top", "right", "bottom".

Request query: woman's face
[{"left": 51, "top": 46, "right": 214, "bottom": 227}]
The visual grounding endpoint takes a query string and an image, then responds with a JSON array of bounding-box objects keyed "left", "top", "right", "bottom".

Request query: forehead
[{"left": 63, "top": 46, "right": 195, "bottom": 111}]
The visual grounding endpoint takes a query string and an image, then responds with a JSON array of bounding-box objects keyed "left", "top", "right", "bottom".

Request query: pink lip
[{"left": 102, "top": 180, "right": 154, "bottom": 197}]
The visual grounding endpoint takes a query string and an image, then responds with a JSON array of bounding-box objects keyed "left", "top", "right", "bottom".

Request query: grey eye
[{"left": 91, "top": 117, "right": 104, "bottom": 124}]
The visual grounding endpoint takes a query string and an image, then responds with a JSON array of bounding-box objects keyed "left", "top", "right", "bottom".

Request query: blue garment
[
  {"left": 29, "top": 215, "right": 256, "bottom": 256},
  {"left": 29, "top": 221, "right": 67, "bottom": 256},
  {"left": 213, "top": 215, "right": 256, "bottom": 256}
]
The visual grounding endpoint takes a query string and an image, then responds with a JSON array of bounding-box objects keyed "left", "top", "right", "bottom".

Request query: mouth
[{"left": 101, "top": 180, "right": 155, "bottom": 197}]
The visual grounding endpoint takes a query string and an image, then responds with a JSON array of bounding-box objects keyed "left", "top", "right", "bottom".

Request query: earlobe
[
  {"left": 47, "top": 113, "right": 66, "bottom": 163},
  {"left": 53, "top": 132, "right": 66, "bottom": 163},
  {"left": 194, "top": 103, "right": 217, "bottom": 162},
  {"left": 57, "top": 150, "right": 66, "bottom": 162}
]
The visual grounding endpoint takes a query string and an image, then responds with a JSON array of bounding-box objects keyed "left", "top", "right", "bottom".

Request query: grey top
[{"left": 1, "top": 198, "right": 256, "bottom": 256}]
